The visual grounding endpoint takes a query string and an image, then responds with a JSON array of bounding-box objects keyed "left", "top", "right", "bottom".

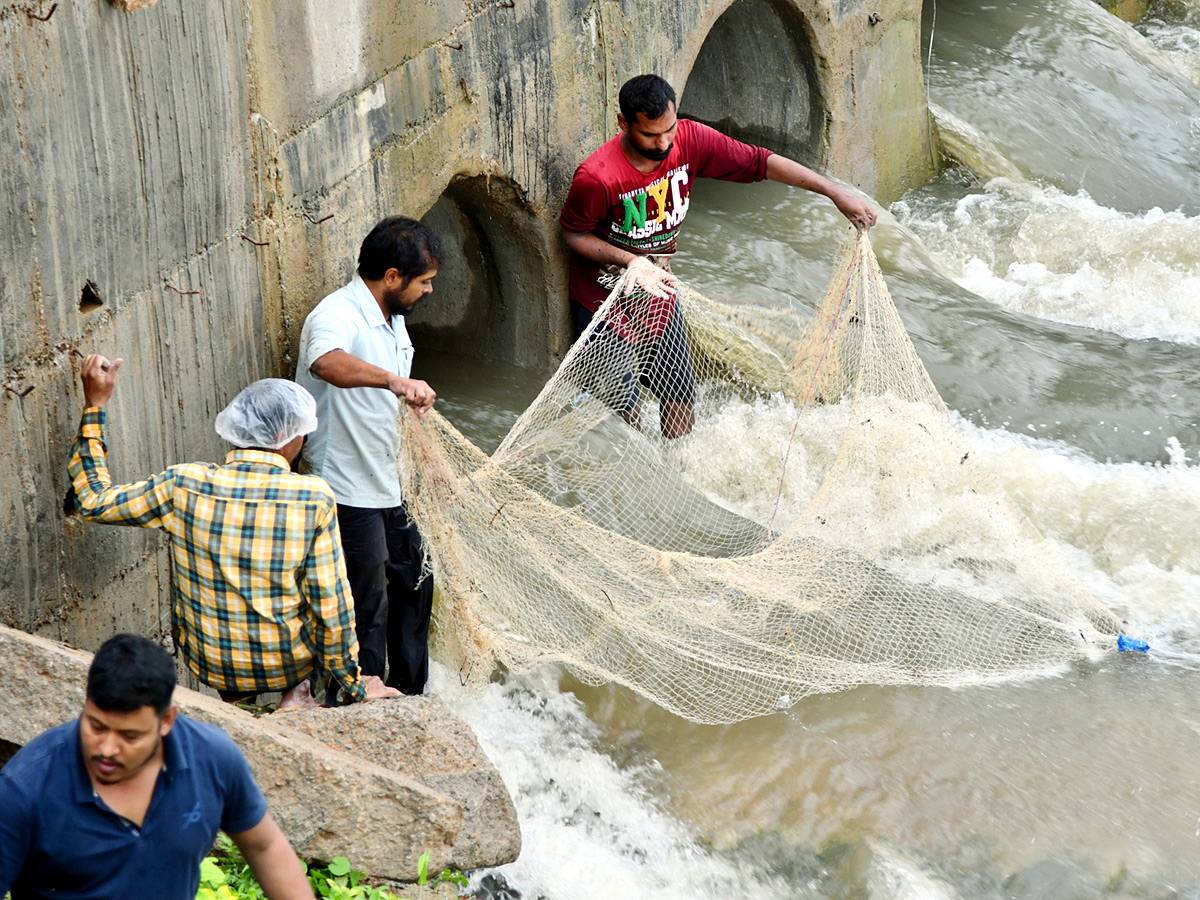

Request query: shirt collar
[
  {"left": 348, "top": 273, "right": 393, "bottom": 330},
  {"left": 223, "top": 449, "right": 292, "bottom": 471},
  {"left": 70, "top": 719, "right": 93, "bottom": 804},
  {"left": 161, "top": 716, "right": 187, "bottom": 778}
]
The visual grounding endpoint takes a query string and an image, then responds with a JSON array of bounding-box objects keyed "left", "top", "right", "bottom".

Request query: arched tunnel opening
[
  {"left": 408, "top": 175, "right": 556, "bottom": 367},
  {"left": 680, "top": 0, "right": 824, "bottom": 165}
]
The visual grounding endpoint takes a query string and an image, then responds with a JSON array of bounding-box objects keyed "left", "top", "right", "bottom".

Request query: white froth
[
  {"left": 962, "top": 421, "right": 1200, "bottom": 634},
  {"left": 428, "top": 666, "right": 797, "bottom": 900},
  {"left": 1139, "top": 14, "right": 1200, "bottom": 87},
  {"left": 677, "top": 388, "right": 1200, "bottom": 638},
  {"left": 893, "top": 179, "right": 1200, "bottom": 344}
]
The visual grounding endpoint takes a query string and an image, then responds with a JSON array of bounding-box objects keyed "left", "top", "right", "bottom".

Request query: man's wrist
[{"left": 337, "top": 680, "right": 368, "bottom": 704}]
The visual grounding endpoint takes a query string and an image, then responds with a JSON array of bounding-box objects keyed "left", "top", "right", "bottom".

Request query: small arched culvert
[
  {"left": 409, "top": 175, "right": 557, "bottom": 368},
  {"left": 681, "top": 0, "right": 824, "bottom": 165}
]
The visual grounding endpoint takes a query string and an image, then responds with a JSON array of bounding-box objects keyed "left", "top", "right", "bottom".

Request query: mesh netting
[{"left": 399, "top": 231, "right": 1120, "bottom": 724}]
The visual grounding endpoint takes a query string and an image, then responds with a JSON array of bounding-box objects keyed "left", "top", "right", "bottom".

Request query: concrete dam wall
[{"left": 0, "top": 0, "right": 932, "bottom": 645}]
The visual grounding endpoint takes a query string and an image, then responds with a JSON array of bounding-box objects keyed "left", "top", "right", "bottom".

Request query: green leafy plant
[
  {"left": 417, "top": 852, "right": 430, "bottom": 886},
  {"left": 309, "top": 855, "right": 395, "bottom": 900},
  {"left": 410, "top": 850, "right": 467, "bottom": 891},
  {"left": 435, "top": 868, "right": 469, "bottom": 889},
  {"left": 195, "top": 837, "right": 467, "bottom": 900},
  {"left": 196, "top": 836, "right": 267, "bottom": 900}
]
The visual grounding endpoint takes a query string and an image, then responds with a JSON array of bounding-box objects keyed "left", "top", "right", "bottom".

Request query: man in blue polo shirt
[
  {"left": 295, "top": 216, "right": 441, "bottom": 697},
  {"left": 0, "top": 634, "right": 315, "bottom": 900}
]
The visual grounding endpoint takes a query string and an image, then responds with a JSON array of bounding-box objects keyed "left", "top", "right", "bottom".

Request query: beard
[
  {"left": 633, "top": 141, "right": 672, "bottom": 162},
  {"left": 382, "top": 285, "right": 416, "bottom": 317}
]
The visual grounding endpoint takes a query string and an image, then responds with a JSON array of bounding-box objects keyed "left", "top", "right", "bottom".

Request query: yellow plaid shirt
[{"left": 68, "top": 408, "right": 366, "bottom": 702}]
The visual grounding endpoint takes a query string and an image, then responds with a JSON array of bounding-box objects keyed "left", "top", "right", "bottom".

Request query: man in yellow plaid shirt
[{"left": 68, "top": 353, "right": 398, "bottom": 708}]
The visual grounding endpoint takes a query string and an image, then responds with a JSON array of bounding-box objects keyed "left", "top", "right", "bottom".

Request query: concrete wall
[
  {"left": 0, "top": 0, "right": 931, "bottom": 644},
  {"left": 1, "top": 1, "right": 264, "bottom": 642}
]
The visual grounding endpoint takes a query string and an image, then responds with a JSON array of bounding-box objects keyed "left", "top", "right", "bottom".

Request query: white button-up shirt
[{"left": 295, "top": 275, "right": 414, "bottom": 509}]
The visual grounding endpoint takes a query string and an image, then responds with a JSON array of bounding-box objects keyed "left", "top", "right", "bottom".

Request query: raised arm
[
  {"left": 764, "top": 154, "right": 877, "bottom": 230},
  {"left": 68, "top": 354, "right": 177, "bottom": 528},
  {"left": 308, "top": 349, "right": 436, "bottom": 415}
]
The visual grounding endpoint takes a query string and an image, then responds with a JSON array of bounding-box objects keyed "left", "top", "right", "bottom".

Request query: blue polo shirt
[{"left": 0, "top": 713, "right": 268, "bottom": 900}]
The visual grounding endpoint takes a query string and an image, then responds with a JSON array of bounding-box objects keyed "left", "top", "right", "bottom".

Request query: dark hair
[
  {"left": 357, "top": 216, "right": 443, "bottom": 284},
  {"left": 618, "top": 74, "right": 677, "bottom": 124},
  {"left": 87, "top": 634, "right": 176, "bottom": 716}
]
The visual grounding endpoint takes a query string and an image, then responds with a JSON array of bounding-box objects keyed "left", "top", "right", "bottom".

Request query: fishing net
[{"left": 399, "top": 231, "right": 1121, "bottom": 724}]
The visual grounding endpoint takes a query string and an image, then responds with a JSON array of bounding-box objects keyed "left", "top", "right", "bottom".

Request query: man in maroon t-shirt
[{"left": 560, "top": 74, "right": 877, "bottom": 438}]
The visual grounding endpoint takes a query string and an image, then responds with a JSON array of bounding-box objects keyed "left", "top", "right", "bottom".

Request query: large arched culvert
[
  {"left": 681, "top": 0, "right": 824, "bottom": 165},
  {"left": 409, "top": 175, "right": 559, "bottom": 368}
]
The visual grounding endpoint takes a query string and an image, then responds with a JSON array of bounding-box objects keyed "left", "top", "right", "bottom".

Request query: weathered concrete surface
[
  {"left": 1, "top": 0, "right": 270, "bottom": 643},
  {"left": 680, "top": 0, "right": 934, "bottom": 205},
  {"left": 0, "top": 625, "right": 521, "bottom": 880},
  {"left": 1, "top": 0, "right": 932, "bottom": 649}
]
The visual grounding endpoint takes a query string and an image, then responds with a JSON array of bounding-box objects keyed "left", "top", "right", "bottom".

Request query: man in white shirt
[{"left": 295, "top": 216, "right": 440, "bottom": 695}]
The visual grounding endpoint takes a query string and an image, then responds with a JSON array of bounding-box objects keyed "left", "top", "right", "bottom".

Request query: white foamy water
[
  {"left": 892, "top": 179, "right": 1200, "bottom": 344},
  {"left": 678, "top": 392, "right": 1109, "bottom": 580},
  {"left": 1138, "top": 0, "right": 1200, "bottom": 87},
  {"left": 422, "top": 387, "right": 1200, "bottom": 896},
  {"left": 424, "top": 362, "right": 1200, "bottom": 894},
  {"left": 426, "top": 666, "right": 798, "bottom": 900},
  {"left": 968, "top": 425, "right": 1200, "bottom": 639},
  {"left": 415, "top": 0, "right": 1200, "bottom": 886},
  {"left": 668, "top": 390, "right": 836, "bottom": 526}
]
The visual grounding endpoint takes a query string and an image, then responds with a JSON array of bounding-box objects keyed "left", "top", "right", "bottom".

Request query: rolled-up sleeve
[{"left": 68, "top": 408, "right": 177, "bottom": 529}]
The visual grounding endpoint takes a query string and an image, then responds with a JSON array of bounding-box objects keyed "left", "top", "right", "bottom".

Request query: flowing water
[{"left": 415, "top": 0, "right": 1200, "bottom": 893}]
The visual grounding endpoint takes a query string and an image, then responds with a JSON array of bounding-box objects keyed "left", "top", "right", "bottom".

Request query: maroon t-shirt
[{"left": 560, "top": 119, "right": 772, "bottom": 312}]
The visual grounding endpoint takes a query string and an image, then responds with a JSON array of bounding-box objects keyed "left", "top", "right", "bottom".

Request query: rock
[
  {"left": 831, "top": 838, "right": 957, "bottom": 900},
  {"left": 284, "top": 697, "right": 522, "bottom": 870},
  {"left": 0, "top": 628, "right": 90, "bottom": 744},
  {"left": 1003, "top": 859, "right": 1097, "bottom": 900},
  {"left": 0, "top": 625, "right": 520, "bottom": 881}
]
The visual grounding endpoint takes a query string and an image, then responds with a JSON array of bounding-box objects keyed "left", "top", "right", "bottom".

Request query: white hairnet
[{"left": 214, "top": 379, "right": 318, "bottom": 450}]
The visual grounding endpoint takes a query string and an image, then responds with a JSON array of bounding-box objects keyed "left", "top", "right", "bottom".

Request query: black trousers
[{"left": 336, "top": 504, "right": 433, "bottom": 694}]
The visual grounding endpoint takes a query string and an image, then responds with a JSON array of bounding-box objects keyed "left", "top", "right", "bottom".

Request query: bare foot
[
  {"left": 278, "top": 679, "right": 320, "bottom": 711},
  {"left": 364, "top": 675, "right": 401, "bottom": 701}
]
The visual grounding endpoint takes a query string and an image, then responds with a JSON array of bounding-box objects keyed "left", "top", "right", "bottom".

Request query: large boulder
[
  {"left": 0, "top": 626, "right": 520, "bottom": 881},
  {"left": 284, "top": 698, "right": 522, "bottom": 870}
]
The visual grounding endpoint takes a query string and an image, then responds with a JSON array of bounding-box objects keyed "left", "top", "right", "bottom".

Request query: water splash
[
  {"left": 893, "top": 178, "right": 1200, "bottom": 344},
  {"left": 429, "top": 666, "right": 797, "bottom": 900}
]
